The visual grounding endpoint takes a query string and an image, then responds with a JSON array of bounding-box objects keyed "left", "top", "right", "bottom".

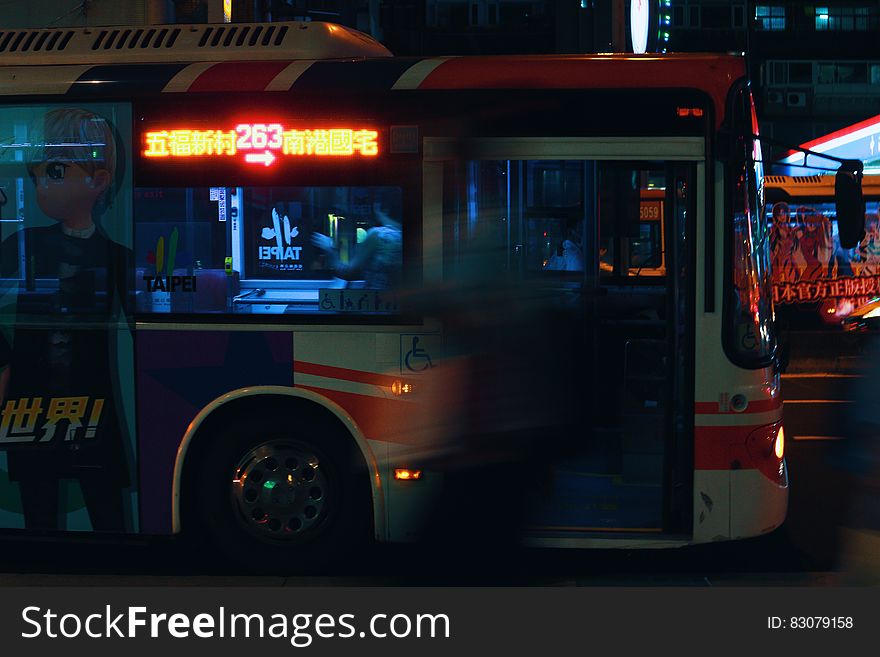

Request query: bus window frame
[
  {"left": 721, "top": 81, "right": 777, "bottom": 370},
  {"left": 423, "top": 136, "right": 704, "bottom": 284}
]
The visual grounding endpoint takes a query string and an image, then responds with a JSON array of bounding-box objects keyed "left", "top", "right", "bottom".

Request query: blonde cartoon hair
[{"left": 26, "top": 107, "right": 118, "bottom": 213}]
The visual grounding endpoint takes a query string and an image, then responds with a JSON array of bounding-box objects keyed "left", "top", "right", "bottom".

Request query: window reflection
[{"left": 134, "top": 185, "right": 403, "bottom": 314}]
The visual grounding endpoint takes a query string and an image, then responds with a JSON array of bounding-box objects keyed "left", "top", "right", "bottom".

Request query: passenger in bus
[
  {"left": 310, "top": 197, "right": 402, "bottom": 289},
  {"left": 0, "top": 107, "right": 132, "bottom": 532},
  {"left": 544, "top": 219, "right": 584, "bottom": 272}
]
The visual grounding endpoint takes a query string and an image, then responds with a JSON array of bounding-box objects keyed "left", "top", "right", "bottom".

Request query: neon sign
[{"left": 143, "top": 124, "right": 379, "bottom": 166}]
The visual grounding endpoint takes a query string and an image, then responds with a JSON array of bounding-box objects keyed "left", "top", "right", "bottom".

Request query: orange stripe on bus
[
  {"left": 294, "top": 360, "right": 399, "bottom": 388},
  {"left": 295, "top": 384, "right": 412, "bottom": 443}
]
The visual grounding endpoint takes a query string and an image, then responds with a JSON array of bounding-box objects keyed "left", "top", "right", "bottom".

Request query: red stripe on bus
[
  {"left": 295, "top": 384, "right": 410, "bottom": 442},
  {"left": 694, "top": 425, "right": 759, "bottom": 470},
  {"left": 294, "top": 360, "right": 399, "bottom": 388},
  {"left": 694, "top": 397, "right": 783, "bottom": 415},
  {"left": 188, "top": 61, "right": 291, "bottom": 92},
  {"left": 301, "top": 382, "right": 771, "bottom": 469},
  {"left": 417, "top": 55, "right": 743, "bottom": 128}
]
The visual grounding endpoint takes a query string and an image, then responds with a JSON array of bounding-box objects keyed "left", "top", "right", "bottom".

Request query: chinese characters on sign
[
  {"left": 0, "top": 396, "right": 104, "bottom": 444},
  {"left": 144, "top": 129, "right": 238, "bottom": 157},
  {"left": 143, "top": 124, "right": 379, "bottom": 166},
  {"left": 769, "top": 200, "right": 880, "bottom": 322},
  {"left": 773, "top": 274, "right": 880, "bottom": 306}
]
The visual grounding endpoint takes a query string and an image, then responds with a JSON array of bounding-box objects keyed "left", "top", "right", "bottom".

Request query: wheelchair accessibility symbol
[{"left": 403, "top": 335, "right": 435, "bottom": 372}]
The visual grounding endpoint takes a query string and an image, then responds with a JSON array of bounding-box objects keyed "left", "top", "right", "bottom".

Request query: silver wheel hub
[{"left": 232, "top": 441, "right": 330, "bottom": 540}]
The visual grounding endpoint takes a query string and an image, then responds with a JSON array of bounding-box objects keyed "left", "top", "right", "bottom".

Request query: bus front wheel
[{"left": 188, "top": 416, "right": 371, "bottom": 573}]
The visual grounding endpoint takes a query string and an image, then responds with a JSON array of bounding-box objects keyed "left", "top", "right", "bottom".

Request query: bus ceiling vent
[
  {"left": 0, "top": 22, "right": 391, "bottom": 65},
  {"left": 763, "top": 175, "right": 787, "bottom": 185},
  {"left": 792, "top": 176, "right": 824, "bottom": 184}
]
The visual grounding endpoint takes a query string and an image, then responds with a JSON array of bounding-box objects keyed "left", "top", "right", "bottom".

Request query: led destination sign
[{"left": 143, "top": 123, "right": 379, "bottom": 167}]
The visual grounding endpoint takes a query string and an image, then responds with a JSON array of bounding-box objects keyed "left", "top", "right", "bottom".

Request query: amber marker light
[
  {"left": 774, "top": 426, "right": 785, "bottom": 460},
  {"left": 394, "top": 469, "right": 423, "bottom": 481},
  {"left": 676, "top": 107, "right": 705, "bottom": 118},
  {"left": 391, "top": 380, "right": 414, "bottom": 396}
]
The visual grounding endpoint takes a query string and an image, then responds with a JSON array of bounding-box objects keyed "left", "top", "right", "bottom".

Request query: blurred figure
[
  {"left": 311, "top": 201, "right": 401, "bottom": 289},
  {"left": 409, "top": 232, "right": 584, "bottom": 576},
  {"left": 836, "top": 336, "right": 880, "bottom": 584}
]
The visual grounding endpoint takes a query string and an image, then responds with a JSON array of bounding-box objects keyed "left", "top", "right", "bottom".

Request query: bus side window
[
  {"left": 598, "top": 165, "right": 667, "bottom": 279},
  {"left": 442, "top": 159, "right": 594, "bottom": 281},
  {"left": 526, "top": 161, "right": 586, "bottom": 274},
  {"left": 133, "top": 185, "right": 404, "bottom": 315},
  {"left": 134, "top": 188, "right": 236, "bottom": 313}
]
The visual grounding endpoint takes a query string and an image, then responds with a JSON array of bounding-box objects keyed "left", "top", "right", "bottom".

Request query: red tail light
[{"left": 746, "top": 422, "right": 786, "bottom": 484}]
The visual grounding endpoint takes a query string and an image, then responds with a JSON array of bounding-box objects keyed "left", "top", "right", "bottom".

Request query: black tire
[{"left": 187, "top": 413, "right": 372, "bottom": 574}]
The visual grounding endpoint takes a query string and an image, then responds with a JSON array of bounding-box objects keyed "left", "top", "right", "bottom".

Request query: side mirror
[{"left": 836, "top": 159, "right": 865, "bottom": 249}]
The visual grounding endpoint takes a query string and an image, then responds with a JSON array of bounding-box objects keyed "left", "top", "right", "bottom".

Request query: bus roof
[
  {"left": 414, "top": 53, "right": 744, "bottom": 128},
  {"left": 0, "top": 21, "right": 391, "bottom": 64},
  {"left": 0, "top": 22, "right": 744, "bottom": 127}
]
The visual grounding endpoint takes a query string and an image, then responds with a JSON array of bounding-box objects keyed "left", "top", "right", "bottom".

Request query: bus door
[{"left": 426, "top": 138, "right": 697, "bottom": 536}]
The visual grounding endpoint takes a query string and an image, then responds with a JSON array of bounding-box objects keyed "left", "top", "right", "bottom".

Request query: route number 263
[{"left": 236, "top": 123, "right": 283, "bottom": 150}]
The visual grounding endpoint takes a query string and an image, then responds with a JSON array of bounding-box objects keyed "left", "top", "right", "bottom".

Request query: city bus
[
  {"left": 0, "top": 21, "right": 786, "bottom": 568},
  {"left": 764, "top": 174, "right": 880, "bottom": 329}
]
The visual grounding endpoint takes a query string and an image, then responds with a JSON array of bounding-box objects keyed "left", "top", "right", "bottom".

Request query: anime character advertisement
[
  {"left": 770, "top": 200, "right": 880, "bottom": 325},
  {"left": 0, "top": 104, "right": 137, "bottom": 532}
]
